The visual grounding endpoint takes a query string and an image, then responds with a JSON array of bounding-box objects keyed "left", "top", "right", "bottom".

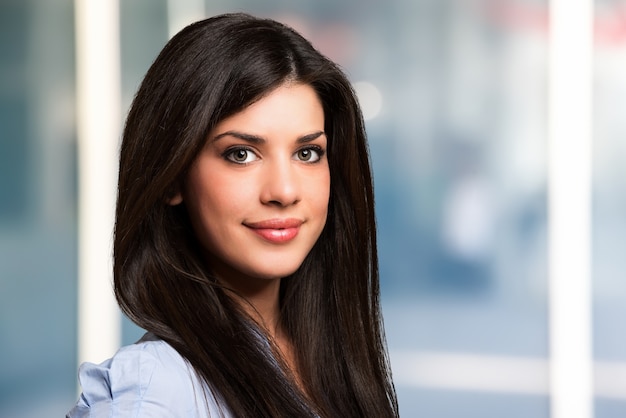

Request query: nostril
[{"left": 266, "top": 197, "right": 299, "bottom": 207}]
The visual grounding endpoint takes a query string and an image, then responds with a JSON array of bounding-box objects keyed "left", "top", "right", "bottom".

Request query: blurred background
[{"left": 1, "top": 0, "right": 625, "bottom": 417}]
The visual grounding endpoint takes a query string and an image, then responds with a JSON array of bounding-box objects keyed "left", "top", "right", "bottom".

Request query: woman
[{"left": 68, "top": 13, "right": 398, "bottom": 417}]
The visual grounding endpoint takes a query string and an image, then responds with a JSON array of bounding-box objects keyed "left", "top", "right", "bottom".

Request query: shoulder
[{"left": 67, "top": 333, "right": 225, "bottom": 417}]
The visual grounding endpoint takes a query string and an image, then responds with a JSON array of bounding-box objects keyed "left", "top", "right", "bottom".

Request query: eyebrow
[{"left": 211, "top": 130, "right": 326, "bottom": 144}]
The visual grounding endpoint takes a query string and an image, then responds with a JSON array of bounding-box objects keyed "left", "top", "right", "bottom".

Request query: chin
[
  {"left": 245, "top": 260, "right": 304, "bottom": 280},
  {"left": 254, "top": 267, "right": 300, "bottom": 280}
]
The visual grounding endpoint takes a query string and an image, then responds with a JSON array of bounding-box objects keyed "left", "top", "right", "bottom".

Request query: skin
[{"left": 170, "top": 82, "right": 330, "bottom": 352}]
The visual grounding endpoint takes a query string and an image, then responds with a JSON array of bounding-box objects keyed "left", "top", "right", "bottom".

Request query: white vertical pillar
[
  {"left": 548, "top": 0, "right": 593, "bottom": 417},
  {"left": 75, "top": 0, "right": 121, "bottom": 365},
  {"left": 166, "top": 0, "right": 206, "bottom": 39}
]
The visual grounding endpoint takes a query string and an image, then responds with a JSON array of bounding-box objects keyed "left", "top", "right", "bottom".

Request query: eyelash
[
  {"left": 296, "top": 145, "right": 325, "bottom": 162},
  {"left": 222, "top": 145, "right": 326, "bottom": 165},
  {"left": 223, "top": 146, "right": 257, "bottom": 164}
]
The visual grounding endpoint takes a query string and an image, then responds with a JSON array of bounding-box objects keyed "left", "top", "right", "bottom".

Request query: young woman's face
[{"left": 173, "top": 83, "right": 330, "bottom": 283}]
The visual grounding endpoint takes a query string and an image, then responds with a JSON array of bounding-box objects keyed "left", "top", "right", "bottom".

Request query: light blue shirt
[{"left": 67, "top": 333, "right": 230, "bottom": 417}]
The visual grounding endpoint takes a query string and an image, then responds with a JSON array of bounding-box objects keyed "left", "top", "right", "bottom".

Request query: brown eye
[
  {"left": 233, "top": 149, "right": 248, "bottom": 162},
  {"left": 225, "top": 148, "right": 258, "bottom": 164},
  {"left": 298, "top": 149, "right": 312, "bottom": 161},
  {"left": 295, "top": 147, "right": 323, "bottom": 162}
]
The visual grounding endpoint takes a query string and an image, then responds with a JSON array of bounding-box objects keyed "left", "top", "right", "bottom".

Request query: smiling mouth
[{"left": 244, "top": 218, "right": 303, "bottom": 243}]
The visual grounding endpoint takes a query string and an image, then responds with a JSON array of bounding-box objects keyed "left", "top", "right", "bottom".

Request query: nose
[{"left": 260, "top": 159, "right": 300, "bottom": 207}]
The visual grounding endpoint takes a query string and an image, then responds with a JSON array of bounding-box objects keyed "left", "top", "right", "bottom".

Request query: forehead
[{"left": 212, "top": 83, "right": 324, "bottom": 135}]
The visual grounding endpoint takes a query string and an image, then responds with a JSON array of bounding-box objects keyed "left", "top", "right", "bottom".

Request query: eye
[
  {"left": 295, "top": 146, "right": 323, "bottom": 162},
  {"left": 224, "top": 147, "right": 259, "bottom": 164}
]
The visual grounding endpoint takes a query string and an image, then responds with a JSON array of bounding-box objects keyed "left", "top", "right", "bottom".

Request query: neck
[
  {"left": 221, "top": 274, "right": 300, "bottom": 377},
  {"left": 203, "top": 253, "right": 283, "bottom": 336},
  {"left": 213, "top": 274, "right": 282, "bottom": 338},
  {"left": 236, "top": 278, "right": 283, "bottom": 337},
  {"left": 206, "top": 258, "right": 299, "bottom": 377}
]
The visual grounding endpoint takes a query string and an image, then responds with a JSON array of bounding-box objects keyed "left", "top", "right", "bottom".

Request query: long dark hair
[{"left": 114, "top": 13, "right": 398, "bottom": 417}]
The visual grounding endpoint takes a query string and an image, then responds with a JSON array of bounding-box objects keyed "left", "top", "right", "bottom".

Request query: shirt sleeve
[{"left": 66, "top": 339, "right": 222, "bottom": 418}]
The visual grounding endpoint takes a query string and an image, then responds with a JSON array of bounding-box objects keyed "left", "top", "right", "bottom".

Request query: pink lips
[{"left": 244, "top": 218, "right": 303, "bottom": 243}]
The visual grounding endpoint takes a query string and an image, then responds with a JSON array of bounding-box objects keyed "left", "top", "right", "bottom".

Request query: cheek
[
  {"left": 183, "top": 172, "right": 228, "bottom": 237},
  {"left": 192, "top": 171, "right": 255, "bottom": 215},
  {"left": 312, "top": 172, "right": 331, "bottom": 215}
]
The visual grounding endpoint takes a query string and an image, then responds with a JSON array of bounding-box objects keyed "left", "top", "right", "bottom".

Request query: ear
[
  {"left": 165, "top": 180, "right": 184, "bottom": 205},
  {"left": 167, "top": 192, "right": 183, "bottom": 205}
]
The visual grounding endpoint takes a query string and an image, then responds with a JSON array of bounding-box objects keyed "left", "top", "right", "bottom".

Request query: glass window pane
[
  {"left": 0, "top": 1, "right": 77, "bottom": 417},
  {"left": 119, "top": 0, "right": 170, "bottom": 346},
  {"left": 593, "top": 1, "right": 626, "bottom": 416}
]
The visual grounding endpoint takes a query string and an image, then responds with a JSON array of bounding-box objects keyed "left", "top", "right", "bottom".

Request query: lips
[{"left": 244, "top": 218, "right": 303, "bottom": 243}]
